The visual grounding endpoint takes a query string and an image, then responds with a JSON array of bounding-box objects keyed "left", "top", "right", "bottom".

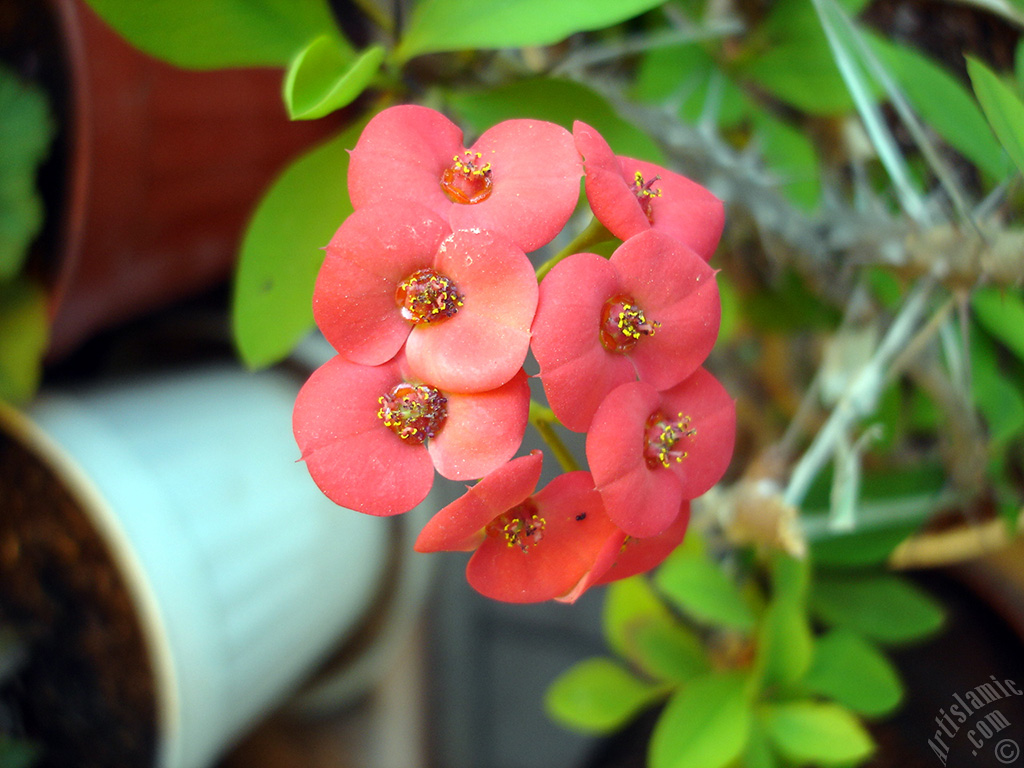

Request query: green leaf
[
  {"left": 806, "top": 462, "right": 943, "bottom": 567},
  {"left": 810, "top": 522, "right": 920, "bottom": 567},
  {"left": 758, "top": 597, "right": 814, "bottom": 690},
  {"left": 802, "top": 630, "right": 903, "bottom": 716},
  {"left": 736, "top": 0, "right": 856, "bottom": 115},
  {"left": 0, "top": 66, "right": 55, "bottom": 280},
  {"left": 743, "top": 268, "right": 842, "bottom": 332},
  {"left": 604, "top": 577, "right": 709, "bottom": 683},
  {"left": 867, "top": 36, "right": 1007, "bottom": 180},
  {"left": 967, "top": 56, "right": 1024, "bottom": 177},
  {"left": 284, "top": 38, "right": 384, "bottom": 120},
  {"left": 743, "top": 720, "right": 781, "bottom": 768},
  {"left": 972, "top": 286, "right": 1024, "bottom": 364},
  {"left": 762, "top": 701, "right": 874, "bottom": 764},
  {"left": 751, "top": 108, "right": 821, "bottom": 209},
  {"left": 810, "top": 572, "right": 944, "bottom": 645},
  {"left": 447, "top": 78, "right": 664, "bottom": 162},
  {"left": 635, "top": 45, "right": 748, "bottom": 129},
  {"left": 758, "top": 557, "right": 814, "bottom": 690},
  {"left": 649, "top": 672, "right": 753, "bottom": 768},
  {"left": 82, "top": 0, "right": 341, "bottom": 69},
  {"left": 231, "top": 119, "right": 366, "bottom": 368},
  {"left": 545, "top": 657, "right": 666, "bottom": 734},
  {"left": 971, "top": 320, "right": 1024, "bottom": 444},
  {"left": 397, "top": 0, "right": 666, "bottom": 61},
  {"left": 0, "top": 279, "right": 49, "bottom": 405},
  {"left": 655, "top": 547, "right": 756, "bottom": 631}
]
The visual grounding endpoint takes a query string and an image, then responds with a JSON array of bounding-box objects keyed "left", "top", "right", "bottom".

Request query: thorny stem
[
  {"left": 535, "top": 218, "right": 613, "bottom": 282},
  {"left": 783, "top": 278, "right": 936, "bottom": 510},
  {"left": 529, "top": 401, "right": 580, "bottom": 473}
]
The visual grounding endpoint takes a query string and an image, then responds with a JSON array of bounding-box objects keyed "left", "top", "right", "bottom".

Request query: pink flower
[
  {"left": 348, "top": 105, "right": 582, "bottom": 252},
  {"left": 586, "top": 369, "right": 735, "bottom": 538},
  {"left": 531, "top": 230, "right": 720, "bottom": 432},
  {"left": 293, "top": 352, "right": 530, "bottom": 516},
  {"left": 415, "top": 452, "right": 620, "bottom": 603},
  {"left": 573, "top": 121, "right": 724, "bottom": 261},
  {"left": 314, "top": 201, "right": 538, "bottom": 394}
]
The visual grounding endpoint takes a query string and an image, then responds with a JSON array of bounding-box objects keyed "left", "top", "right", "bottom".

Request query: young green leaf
[
  {"left": 762, "top": 701, "right": 875, "bottom": 764},
  {"left": 655, "top": 547, "right": 756, "bottom": 631},
  {"left": 770, "top": 553, "right": 811, "bottom": 606},
  {"left": 649, "top": 672, "right": 753, "bottom": 768},
  {"left": 604, "top": 577, "right": 709, "bottom": 683},
  {"left": 232, "top": 120, "right": 366, "bottom": 369},
  {"left": 397, "top": 0, "right": 666, "bottom": 61},
  {"left": 284, "top": 38, "right": 385, "bottom": 120},
  {"left": 967, "top": 56, "right": 1024, "bottom": 177},
  {"left": 545, "top": 657, "right": 667, "bottom": 734},
  {"left": 0, "top": 279, "right": 48, "bottom": 405},
  {"left": 82, "top": 0, "right": 341, "bottom": 69},
  {"left": 757, "top": 597, "right": 814, "bottom": 690},
  {"left": 743, "top": 719, "right": 781, "bottom": 768},
  {"left": 802, "top": 630, "right": 903, "bottom": 716},
  {"left": 810, "top": 572, "right": 944, "bottom": 645}
]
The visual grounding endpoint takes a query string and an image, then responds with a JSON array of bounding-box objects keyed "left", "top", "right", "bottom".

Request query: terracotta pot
[{"left": 13, "top": 0, "right": 342, "bottom": 358}]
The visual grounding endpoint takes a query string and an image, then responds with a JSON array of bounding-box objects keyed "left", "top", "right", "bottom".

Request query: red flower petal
[
  {"left": 293, "top": 356, "right": 435, "bottom": 516},
  {"left": 453, "top": 119, "right": 582, "bottom": 251},
  {"left": 414, "top": 451, "right": 544, "bottom": 553},
  {"left": 611, "top": 231, "right": 721, "bottom": 389},
  {"left": 428, "top": 368, "right": 530, "bottom": 480},
  {"left": 659, "top": 368, "right": 736, "bottom": 500},
  {"left": 593, "top": 500, "right": 691, "bottom": 587},
  {"left": 348, "top": 105, "right": 463, "bottom": 220},
  {"left": 574, "top": 121, "right": 725, "bottom": 261},
  {"left": 586, "top": 382, "right": 684, "bottom": 537},
  {"left": 574, "top": 121, "right": 652, "bottom": 237},
  {"left": 405, "top": 229, "right": 538, "bottom": 393},
  {"left": 466, "top": 471, "right": 618, "bottom": 603},
  {"left": 557, "top": 500, "right": 691, "bottom": 603},
  {"left": 622, "top": 157, "right": 724, "bottom": 261},
  {"left": 314, "top": 202, "right": 450, "bottom": 365},
  {"left": 532, "top": 252, "right": 635, "bottom": 431}
]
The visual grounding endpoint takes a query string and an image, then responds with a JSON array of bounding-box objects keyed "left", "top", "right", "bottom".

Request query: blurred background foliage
[{"left": 32, "top": 0, "right": 1024, "bottom": 765}]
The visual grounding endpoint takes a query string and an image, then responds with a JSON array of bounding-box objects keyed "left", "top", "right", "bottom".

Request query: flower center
[
  {"left": 441, "top": 151, "right": 494, "bottom": 205},
  {"left": 643, "top": 411, "right": 695, "bottom": 469},
  {"left": 600, "top": 294, "right": 660, "bottom": 353},
  {"left": 632, "top": 170, "right": 662, "bottom": 222},
  {"left": 377, "top": 382, "right": 448, "bottom": 444},
  {"left": 486, "top": 500, "right": 546, "bottom": 553},
  {"left": 396, "top": 268, "right": 464, "bottom": 325}
]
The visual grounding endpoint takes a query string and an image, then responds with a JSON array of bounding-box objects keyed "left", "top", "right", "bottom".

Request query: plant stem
[
  {"left": 529, "top": 401, "right": 580, "bottom": 472},
  {"left": 535, "top": 218, "right": 613, "bottom": 282}
]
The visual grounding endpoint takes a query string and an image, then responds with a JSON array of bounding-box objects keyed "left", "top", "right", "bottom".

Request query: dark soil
[{"left": 0, "top": 426, "right": 157, "bottom": 768}]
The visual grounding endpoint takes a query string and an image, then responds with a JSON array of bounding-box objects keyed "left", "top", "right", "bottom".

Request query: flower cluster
[{"left": 294, "top": 105, "right": 735, "bottom": 603}]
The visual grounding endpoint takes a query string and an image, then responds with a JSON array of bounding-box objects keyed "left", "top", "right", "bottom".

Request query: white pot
[{"left": 0, "top": 359, "right": 432, "bottom": 767}]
